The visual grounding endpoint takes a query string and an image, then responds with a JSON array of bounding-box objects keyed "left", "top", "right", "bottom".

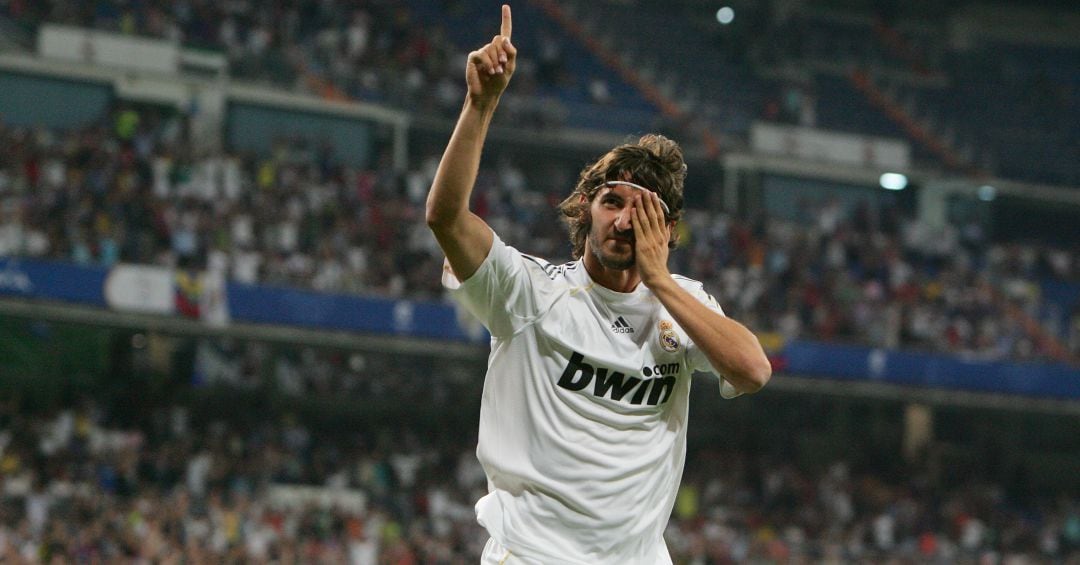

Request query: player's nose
[{"left": 614, "top": 207, "right": 633, "bottom": 232}]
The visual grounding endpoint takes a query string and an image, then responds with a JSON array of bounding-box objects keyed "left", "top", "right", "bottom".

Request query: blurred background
[{"left": 0, "top": 0, "right": 1078, "bottom": 562}]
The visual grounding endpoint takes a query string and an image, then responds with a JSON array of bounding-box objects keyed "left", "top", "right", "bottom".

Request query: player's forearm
[
  {"left": 426, "top": 100, "right": 497, "bottom": 230},
  {"left": 650, "top": 280, "right": 772, "bottom": 393}
]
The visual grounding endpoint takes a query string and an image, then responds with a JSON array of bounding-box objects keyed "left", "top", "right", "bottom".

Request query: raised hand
[{"left": 466, "top": 4, "right": 517, "bottom": 111}]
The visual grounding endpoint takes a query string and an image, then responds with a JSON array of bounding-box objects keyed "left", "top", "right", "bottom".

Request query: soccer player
[{"left": 425, "top": 5, "right": 772, "bottom": 564}]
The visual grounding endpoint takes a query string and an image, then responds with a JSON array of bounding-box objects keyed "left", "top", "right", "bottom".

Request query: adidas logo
[{"left": 610, "top": 316, "right": 634, "bottom": 334}]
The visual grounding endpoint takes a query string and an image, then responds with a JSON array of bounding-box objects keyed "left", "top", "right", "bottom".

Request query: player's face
[{"left": 586, "top": 185, "right": 639, "bottom": 271}]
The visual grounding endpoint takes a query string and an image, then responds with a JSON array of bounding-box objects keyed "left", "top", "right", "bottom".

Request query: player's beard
[{"left": 587, "top": 227, "right": 635, "bottom": 271}]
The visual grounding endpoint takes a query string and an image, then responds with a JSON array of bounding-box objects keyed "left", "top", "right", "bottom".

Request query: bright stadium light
[
  {"left": 716, "top": 7, "right": 735, "bottom": 24},
  {"left": 879, "top": 172, "right": 908, "bottom": 190},
  {"left": 978, "top": 184, "right": 996, "bottom": 201}
]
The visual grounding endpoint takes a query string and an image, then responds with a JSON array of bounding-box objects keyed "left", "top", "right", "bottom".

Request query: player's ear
[{"left": 578, "top": 193, "right": 588, "bottom": 205}]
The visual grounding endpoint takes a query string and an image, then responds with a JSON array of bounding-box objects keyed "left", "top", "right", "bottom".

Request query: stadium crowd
[
  {"left": 1, "top": 0, "right": 587, "bottom": 130},
  {"left": 5, "top": 0, "right": 1077, "bottom": 187},
  {"left": 0, "top": 108, "right": 1077, "bottom": 362},
  {"left": 0, "top": 389, "right": 1079, "bottom": 563},
  {"left": 1, "top": 2, "right": 1078, "bottom": 564}
]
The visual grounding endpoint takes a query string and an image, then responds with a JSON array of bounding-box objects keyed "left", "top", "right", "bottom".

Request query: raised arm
[{"left": 426, "top": 5, "right": 517, "bottom": 281}]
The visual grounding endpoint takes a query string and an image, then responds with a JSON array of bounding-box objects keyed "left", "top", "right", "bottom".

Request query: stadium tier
[
  {"left": 0, "top": 0, "right": 1079, "bottom": 562},
  {"left": 0, "top": 328, "right": 1079, "bottom": 562},
  {"left": 0, "top": 110, "right": 1077, "bottom": 363}
]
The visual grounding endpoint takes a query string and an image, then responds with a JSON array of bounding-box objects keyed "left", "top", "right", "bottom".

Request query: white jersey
[{"left": 444, "top": 233, "right": 740, "bottom": 564}]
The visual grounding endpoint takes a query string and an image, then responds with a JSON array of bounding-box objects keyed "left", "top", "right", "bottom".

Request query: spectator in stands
[
  {"left": 2, "top": 103, "right": 1078, "bottom": 362},
  {"left": 0, "top": 387, "right": 1077, "bottom": 563}
]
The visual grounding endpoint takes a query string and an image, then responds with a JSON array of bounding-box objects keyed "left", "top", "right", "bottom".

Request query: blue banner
[
  {"left": 0, "top": 257, "right": 107, "bottom": 306},
  {"left": 779, "top": 339, "right": 1080, "bottom": 400},
  {"left": 226, "top": 282, "right": 476, "bottom": 341},
  {"left": 3, "top": 256, "right": 1078, "bottom": 399}
]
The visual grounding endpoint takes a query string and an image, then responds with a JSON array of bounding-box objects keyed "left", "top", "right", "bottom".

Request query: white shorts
[{"left": 480, "top": 537, "right": 528, "bottom": 565}]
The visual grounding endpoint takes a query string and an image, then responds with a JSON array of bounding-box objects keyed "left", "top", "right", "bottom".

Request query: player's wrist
[
  {"left": 466, "top": 93, "right": 501, "bottom": 116},
  {"left": 641, "top": 271, "right": 676, "bottom": 292}
]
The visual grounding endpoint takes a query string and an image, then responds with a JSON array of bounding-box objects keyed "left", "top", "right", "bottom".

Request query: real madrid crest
[{"left": 658, "top": 320, "right": 680, "bottom": 352}]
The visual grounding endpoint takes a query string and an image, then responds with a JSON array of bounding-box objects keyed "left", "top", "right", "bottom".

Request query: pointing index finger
[{"left": 501, "top": 4, "right": 512, "bottom": 39}]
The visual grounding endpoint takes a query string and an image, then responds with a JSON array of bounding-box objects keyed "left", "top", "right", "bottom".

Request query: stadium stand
[
  {"left": 0, "top": 330, "right": 1079, "bottom": 562},
  {"left": 563, "top": 0, "right": 1079, "bottom": 185},
  {"left": 1, "top": 106, "right": 1076, "bottom": 361},
  {"left": 0, "top": 0, "right": 1079, "bottom": 562},
  {"left": 1, "top": 330, "right": 1080, "bottom": 562},
  {"left": 3, "top": 0, "right": 1078, "bottom": 183}
]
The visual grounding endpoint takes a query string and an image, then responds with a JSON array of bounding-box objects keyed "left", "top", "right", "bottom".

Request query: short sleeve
[{"left": 442, "top": 232, "right": 560, "bottom": 338}]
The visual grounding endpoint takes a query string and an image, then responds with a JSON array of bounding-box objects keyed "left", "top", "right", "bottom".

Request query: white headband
[{"left": 597, "top": 181, "right": 671, "bottom": 215}]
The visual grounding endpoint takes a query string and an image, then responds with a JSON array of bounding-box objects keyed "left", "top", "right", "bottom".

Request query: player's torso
[
  {"left": 526, "top": 285, "right": 690, "bottom": 415},
  {"left": 475, "top": 262, "right": 691, "bottom": 563}
]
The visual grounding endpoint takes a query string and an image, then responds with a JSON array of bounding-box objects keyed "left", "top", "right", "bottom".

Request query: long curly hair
[{"left": 557, "top": 134, "right": 686, "bottom": 259}]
